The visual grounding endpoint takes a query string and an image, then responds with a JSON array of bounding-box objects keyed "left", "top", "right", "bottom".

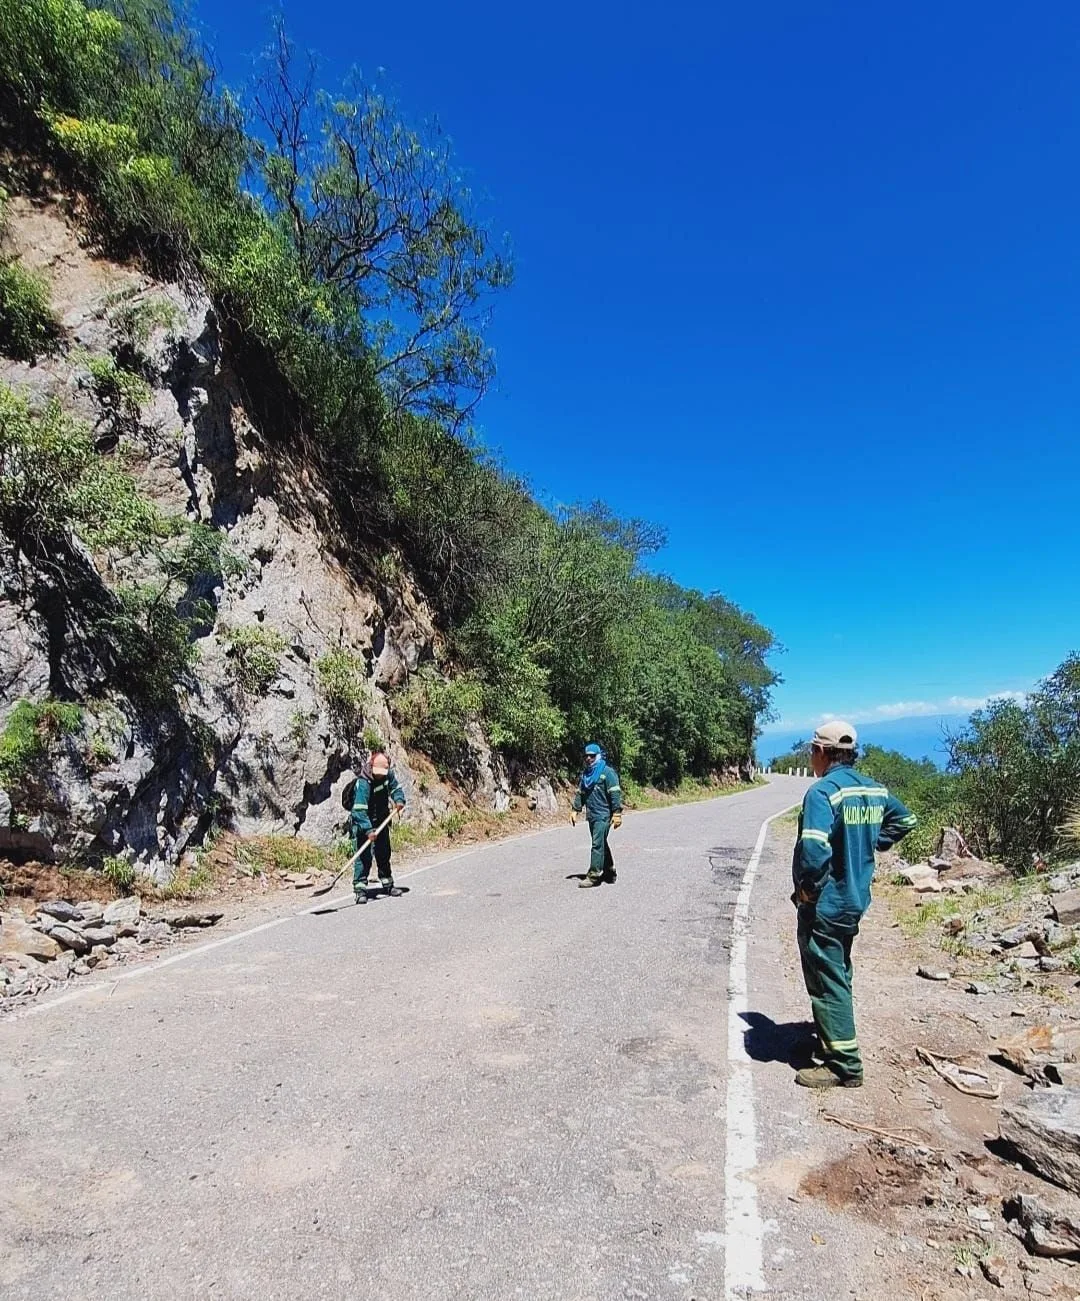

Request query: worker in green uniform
[
  {"left": 570, "top": 742, "right": 623, "bottom": 887},
  {"left": 792, "top": 721, "right": 917, "bottom": 1088},
  {"left": 351, "top": 749, "right": 406, "bottom": 904}
]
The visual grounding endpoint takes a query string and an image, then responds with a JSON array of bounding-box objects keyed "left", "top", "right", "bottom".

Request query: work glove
[
  {"left": 611, "top": 813, "right": 622, "bottom": 830},
  {"left": 569, "top": 810, "right": 578, "bottom": 827}
]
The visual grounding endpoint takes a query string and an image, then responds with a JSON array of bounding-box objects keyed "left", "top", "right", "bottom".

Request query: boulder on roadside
[
  {"left": 103, "top": 897, "right": 141, "bottom": 926},
  {"left": 0, "top": 916, "right": 61, "bottom": 962},
  {"left": 1005, "top": 1193, "right": 1080, "bottom": 1258},
  {"left": 282, "top": 872, "right": 314, "bottom": 888},
  {"left": 136, "top": 921, "right": 171, "bottom": 944},
  {"left": 998, "top": 924, "right": 1041, "bottom": 949},
  {"left": 79, "top": 926, "right": 117, "bottom": 948},
  {"left": 897, "top": 863, "right": 938, "bottom": 889},
  {"left": 37, "top": 900, "right": 82, "bottom": 923},
  {"left": 994, "top": 1024, "right": 1080, "bottom": 1073},
  {"left": 935, "top": 826, "right": 971, "bottom": 863},
  {"left": 76, "top": 901, "right": 104, "bottom": 925},
  {"left": 1052, "top": 891, "right": 1080, "bottom": 927},
  {"left": 1000, "top": 1088, "right": 1080, "bottom": 1195},
  {"left": 48, "top": 924, "right": 91, "bottom": 956},
  {"left": 163, "top": 909, "right": 223, "bottom": 929}
]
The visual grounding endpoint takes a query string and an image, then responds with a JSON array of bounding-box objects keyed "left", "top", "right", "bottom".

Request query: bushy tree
[
  {"left": 249, "top": 23, "right": 512, "bottom": 433},
  {"left": 946, "top": 657, "right": 1080, "bottom": 869}
]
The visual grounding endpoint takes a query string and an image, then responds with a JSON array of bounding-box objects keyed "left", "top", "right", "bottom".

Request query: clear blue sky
[{"left": 195, "top": 0, "right": 1080, "bottom": 732}]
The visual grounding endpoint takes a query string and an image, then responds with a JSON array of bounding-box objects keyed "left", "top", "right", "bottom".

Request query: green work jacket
[
  {"left": 352, "top": 769, "right": 406, "bottom": 834},
  {"left": 572, "top": 763, "right": 623, "bottom": 822},
  {"left": 793, "top": 764, "right": 916, "bottom": 925}
]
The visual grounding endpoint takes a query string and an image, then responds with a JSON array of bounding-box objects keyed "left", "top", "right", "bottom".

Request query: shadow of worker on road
[{"left": 739, "top": 1012, "right": 818, "bottom": 1069}]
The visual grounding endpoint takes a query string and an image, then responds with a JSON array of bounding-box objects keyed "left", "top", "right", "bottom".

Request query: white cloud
[{"left": 763, "top": 690, "right": 1028, "bottom": 733}]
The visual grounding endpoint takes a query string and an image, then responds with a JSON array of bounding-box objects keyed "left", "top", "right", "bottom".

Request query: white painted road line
[{"left": 723, "top": 803, "right": 799, "bottom": 1300}]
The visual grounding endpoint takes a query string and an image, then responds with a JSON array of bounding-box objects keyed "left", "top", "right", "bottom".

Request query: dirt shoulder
[{"left": 761, "top": 820, "right": 1080, "bottom": 1300}]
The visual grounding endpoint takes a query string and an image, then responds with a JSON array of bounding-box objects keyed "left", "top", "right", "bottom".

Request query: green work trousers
[
  {"left": 797, "top": 904, "right": 863, "bottom": 1080},
  {"left": 588, "top": 817, "right": 613, "bottom": 880},
  {"left": 353, "top": 825, "right": 392, "bottom": 888}
]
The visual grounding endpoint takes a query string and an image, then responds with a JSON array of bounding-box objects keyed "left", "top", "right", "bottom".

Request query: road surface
[{"left": 1, "top": 777, "right": 843, "bottom": 1301}]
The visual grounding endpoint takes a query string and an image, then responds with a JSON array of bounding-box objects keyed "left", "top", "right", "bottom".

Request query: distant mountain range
[{"left": 757, "top": 714, "right": 969, "bottom": 770}]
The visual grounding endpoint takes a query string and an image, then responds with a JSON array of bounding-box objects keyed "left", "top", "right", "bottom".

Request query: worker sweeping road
[
  {"left": 351, "top": 748, "right": 407, "bottom": 904},
  {"left": 570, "top": 742, "right": 623, "bottom": 888},
  {"left": 791, "top": 721, "right": 918, "bottom": 1089}
]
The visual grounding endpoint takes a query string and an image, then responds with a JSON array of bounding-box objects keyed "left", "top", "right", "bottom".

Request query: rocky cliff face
[{"left": 0, "top": 196, "right": 510, "bottom": 879}]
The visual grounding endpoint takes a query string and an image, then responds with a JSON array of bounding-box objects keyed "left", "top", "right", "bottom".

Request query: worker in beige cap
[{"left": 791, "top": 720, "right": 917, "bottom": 1088}]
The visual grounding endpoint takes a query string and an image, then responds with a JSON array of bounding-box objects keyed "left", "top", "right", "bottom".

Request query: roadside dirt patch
[
  {"left": 0, "top": 860, "right": 118, "bottom": 904},
  {"left": 800, "top": 1137, "right": 945, "bottom": 1224}
]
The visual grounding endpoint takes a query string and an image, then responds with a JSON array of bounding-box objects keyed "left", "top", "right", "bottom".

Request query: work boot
[
  {"left": 794, "top": 1065, "right": 862, "bottom": 1090},
  {"left": 354, "top": 886, "right": 368, "bottom": 905},
  {"left": 579, "top": 876, "right": 602, "bottom": 888},
  {"left": 380, "top": 877, "right": 401, "bottom": 897},
  {"left": 602, "top": 868, "right": 617, "bottom": 884}
]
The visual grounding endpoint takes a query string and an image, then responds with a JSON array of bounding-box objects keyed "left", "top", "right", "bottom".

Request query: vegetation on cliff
[{"left": 0, "top": 0, "right": 777, "bottom": 789}]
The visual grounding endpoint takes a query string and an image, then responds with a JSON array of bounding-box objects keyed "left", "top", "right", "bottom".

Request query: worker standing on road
[
  {"left": 351, "top": 749, "right": 407, "bottom": 904},
  {"left": 570, "top": 742, "right": 623, "bottom": 888},
  {"left": 792, "top": 721, "right": 917, "bottom": 1088}
]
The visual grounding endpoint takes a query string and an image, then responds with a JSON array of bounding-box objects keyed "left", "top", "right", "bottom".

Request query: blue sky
[{"left": 194, "top": 0, "right": 1080, "bottom": 732}]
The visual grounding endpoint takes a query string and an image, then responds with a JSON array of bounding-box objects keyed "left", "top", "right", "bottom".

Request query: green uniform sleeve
[
  {"left": 572, "top": 784, "right": 583, "bottom": 813},
  {"left": 795, "top": 785, "right": 835, "bottom": 893},
  {"left": 389, "top": 769, "right": 406, "bottom": 808},
  {"left": 605, "top": 767, "right": 623, "bottom": 813},
  {"left": 351, "top": 777, "right": 372, "bottom": 834},
  {"left": 877, "top": 793, "right": 918, "bottom": 850}
]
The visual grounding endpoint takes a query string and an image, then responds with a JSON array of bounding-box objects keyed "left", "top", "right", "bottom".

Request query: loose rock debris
[{"left": 0, "top": 897, "right": 224, "bottom": 1001}]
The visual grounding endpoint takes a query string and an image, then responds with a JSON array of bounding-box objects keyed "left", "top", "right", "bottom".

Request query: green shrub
[
  {"left": 109, "top": 293, "right": 181, "bottom": 348},
  {"left": 102, "top": 853, "right": 136, "bottom": 893},
  {"left": 222, "top": 625, "right": 288, "bottom": 697},
  {"left": 82, "top": 352, "right": 151, "bottom": 419},
  {"left": 0, "top": 699, "right": 83, "bottom": 788},
  {"left": 287, "top": 708, "right": 313, "bottom": 751},
  {"left": 0, "top": 382, "right": 164, "bottom": 553},
  {"left": 0, "top": 258, "right": 60, "bottom": 359},
  {"left": 261, "top": 836, "right": 335, "bottom": 875},
  {"left": 316, "top": 649, "right": 370, "bottom": 738},
  {"left": 394, "top": 669, "right": 483, "bottom": 775}
]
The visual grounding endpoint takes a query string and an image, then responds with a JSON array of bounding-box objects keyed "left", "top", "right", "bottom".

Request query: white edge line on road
[
  {"left": 4, "top": 780, "right": 803, "bottom": 1025},
  {"left": 723, "top": 800, "right": 800, "bottom": 1300}
]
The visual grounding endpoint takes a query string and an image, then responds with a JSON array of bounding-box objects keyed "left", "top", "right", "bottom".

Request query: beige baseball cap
[{"left": 811, "top": 720, "right": 858, "bottom": 749}]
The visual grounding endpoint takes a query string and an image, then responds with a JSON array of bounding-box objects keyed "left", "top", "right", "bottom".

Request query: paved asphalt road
[{"left": 1, "top": 777, "right": 811, "bottom": 1301}]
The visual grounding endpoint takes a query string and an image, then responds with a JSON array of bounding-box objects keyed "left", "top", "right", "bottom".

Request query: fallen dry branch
[
  {"left": 916, "top": 1046, "right": 1001, "bottom": 1099},
  {"left": 821, "top": 1113, "right": 942, "bottom": 1151}
]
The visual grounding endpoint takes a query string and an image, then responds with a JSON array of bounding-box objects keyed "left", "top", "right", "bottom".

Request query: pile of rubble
[
  {"left": 895, "top": 827, "right": 1005, "bottom": 896},
  {"left": 0, "top": 897, "right": 223, "bottom": 1001}
]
